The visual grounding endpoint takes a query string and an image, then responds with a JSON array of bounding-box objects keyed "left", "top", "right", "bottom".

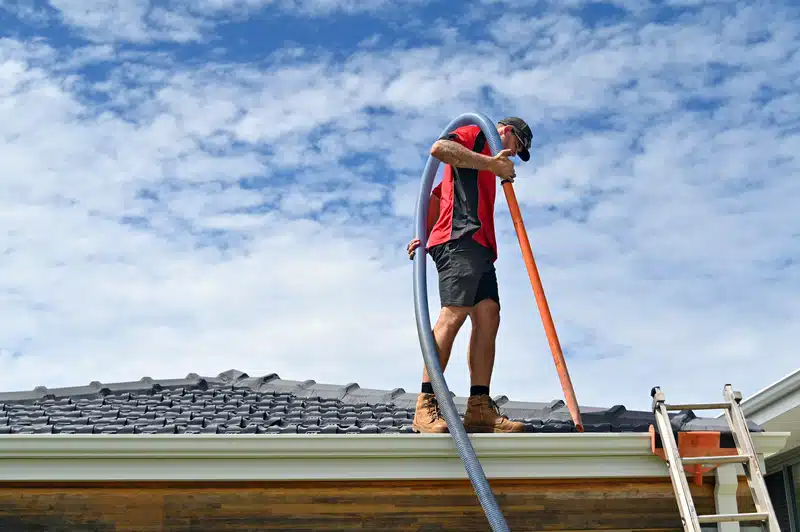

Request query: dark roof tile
[{"left": 0, "top": 369, "right": 764, "bottom": 436}]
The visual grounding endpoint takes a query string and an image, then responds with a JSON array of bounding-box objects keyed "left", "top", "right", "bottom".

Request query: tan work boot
[
  {"left": 463, "top": 395, "right": 526, "bottom": 433},
  {"left": 411, "top": 393, "right": 449, "bottom": 433}
]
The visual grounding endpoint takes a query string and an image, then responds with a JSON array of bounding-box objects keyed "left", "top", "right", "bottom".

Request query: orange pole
[{"left": 501, "top": 179, "right": 584, "bottom": 432}]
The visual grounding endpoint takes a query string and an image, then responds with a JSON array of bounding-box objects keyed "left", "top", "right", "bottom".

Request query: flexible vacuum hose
[{"left": 413, "top": 112, "right": 511, "bottom": 532}]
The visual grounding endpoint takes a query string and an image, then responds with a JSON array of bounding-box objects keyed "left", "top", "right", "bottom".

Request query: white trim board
[{"left": 0, "top": 432, "right": 790, "bottom": 482}]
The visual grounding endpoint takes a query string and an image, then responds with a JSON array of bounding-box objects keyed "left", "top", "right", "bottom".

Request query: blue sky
[{"left": 1, "top": 0, "right": 798, "bottom": 411}]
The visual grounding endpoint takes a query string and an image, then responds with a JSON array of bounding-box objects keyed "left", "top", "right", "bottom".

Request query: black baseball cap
[{"left": 499, "top": 117, "right": 532, "bottom": 161}]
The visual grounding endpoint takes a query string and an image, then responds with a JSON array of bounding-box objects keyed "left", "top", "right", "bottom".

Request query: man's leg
[
  {"left": 422, "top": 305, "right": 470, "bottom": 384},
  {"left": 413, "top": 305, "right": 471, "bottom": 434},
  {"left": 412, "top": 241, "right": 479, "bottom": 434},
  {"left": 462, "top": 268, "right": 526, "bottom": 433},
  {"left": 467, "top": 298, "right": 500, "bottom": 390}
]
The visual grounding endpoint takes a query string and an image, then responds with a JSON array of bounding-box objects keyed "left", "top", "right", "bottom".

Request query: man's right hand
[{"left": 490, "top": 149, "right": 516, "bottom": 180}]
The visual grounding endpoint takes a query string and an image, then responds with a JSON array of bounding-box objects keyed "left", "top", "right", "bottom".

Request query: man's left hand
[{"left": 407, "top": 238, "right": 420, "bottom": 260}]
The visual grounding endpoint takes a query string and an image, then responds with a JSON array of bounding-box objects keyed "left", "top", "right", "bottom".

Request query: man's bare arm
[
  {"left": 430, "top": 139, "right": 495, "bottom": 170},
  {"left": 430, "top": 139, "right": 515, "bottom": 178},
  {"left": 406, "top": 189, "right": 441, "bottom": 260}
]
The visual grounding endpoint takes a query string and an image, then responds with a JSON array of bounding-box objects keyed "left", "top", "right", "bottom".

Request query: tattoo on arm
[{"left": 432, "top": 140, "right": 494, "bottom": 171}]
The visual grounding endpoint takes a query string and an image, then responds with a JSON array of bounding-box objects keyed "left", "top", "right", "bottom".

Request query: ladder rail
[
  {"left": 651, "top": 387, "right": 703, "bottom": 532},
  {"left": 722, "top": 384, "right": 782, "bottom": 532}
]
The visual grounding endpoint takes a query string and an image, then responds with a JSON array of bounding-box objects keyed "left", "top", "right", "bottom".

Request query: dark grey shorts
[{"left": 429, "top": 236, "right": 500, "bottom": 309}]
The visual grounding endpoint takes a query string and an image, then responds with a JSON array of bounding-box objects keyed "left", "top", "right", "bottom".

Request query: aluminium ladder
[{"left": 650, "top": 384, "right": 781, "bottom": 532}]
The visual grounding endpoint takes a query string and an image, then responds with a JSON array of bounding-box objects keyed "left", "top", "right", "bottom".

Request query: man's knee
[
  {"left": 470, "top": 298, "right": 500, "bottom": 331},
  {"left": 435, "top": 305, "right": 470, "bottom": 334}
]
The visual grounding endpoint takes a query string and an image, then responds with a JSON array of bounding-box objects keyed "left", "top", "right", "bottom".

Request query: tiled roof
[{"left": 0, "top": 369, "right": 763, "bottom": 435}]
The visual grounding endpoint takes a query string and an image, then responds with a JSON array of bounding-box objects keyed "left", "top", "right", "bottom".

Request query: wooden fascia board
[{"left": 0, "top": 432, "right": 790, "bottom": 482}]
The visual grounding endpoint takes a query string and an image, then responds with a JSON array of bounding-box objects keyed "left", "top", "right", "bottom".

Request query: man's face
[{"left": 500, "top": 125, "right": 524, "bottom": 157}]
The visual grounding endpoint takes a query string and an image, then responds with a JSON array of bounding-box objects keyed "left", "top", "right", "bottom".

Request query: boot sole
[
  {"left": 464, "top": 426, "right": 494, "bottom": 433},
  {"left": 465, "top": 425, "right": 525, "bottom": 434},
  {"left": 411, "top": 423, "right": 449, "bottom": 434}
]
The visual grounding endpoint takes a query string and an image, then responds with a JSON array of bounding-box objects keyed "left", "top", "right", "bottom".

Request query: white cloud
[
  {"left": 39, "top": 0, "right": 427, "bottom": 44},
  {"left": 0, "top": 0, "right": 798, "bottom": 414},
  {"left": 44, "top": 0, "right": 203, "bottom": 43}
]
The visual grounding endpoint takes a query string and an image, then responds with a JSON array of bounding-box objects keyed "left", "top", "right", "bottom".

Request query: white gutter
[
  {"left": 736, "top": 367, "right": 800, "bottom": 424},
  {"left": 0, "top": 432, "right": 789, "bottom": 482}
]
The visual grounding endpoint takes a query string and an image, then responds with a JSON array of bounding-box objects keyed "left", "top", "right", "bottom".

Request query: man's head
[{"left": 497, "top": 117, "right": 532, "bottom": 162}]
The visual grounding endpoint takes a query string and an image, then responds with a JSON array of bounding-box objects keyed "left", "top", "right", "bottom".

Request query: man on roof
[{"left": 407, "top": 117, "right": 533, "bottom": 434}]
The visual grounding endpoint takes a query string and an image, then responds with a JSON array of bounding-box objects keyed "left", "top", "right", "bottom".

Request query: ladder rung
[
  {"left": 681, "top": 454, "right": 750, "bottom": 465},
  {"left": 664, "top": 402, "right": 730, "bottom": 411},
  {"left": 698, "top": 512, "right": 769, "bottom": 523}
]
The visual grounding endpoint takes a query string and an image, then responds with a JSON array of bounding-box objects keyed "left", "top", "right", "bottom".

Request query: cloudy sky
[{"left": 1, "top": 0, "right": 797, "bottom": 411}]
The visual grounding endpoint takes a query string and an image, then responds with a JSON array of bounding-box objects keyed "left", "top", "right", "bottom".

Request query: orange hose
[{"left": 501, "top": 179, "right": 584, "bottom": 432}]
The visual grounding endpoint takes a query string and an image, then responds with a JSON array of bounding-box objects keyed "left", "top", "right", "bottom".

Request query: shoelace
[
  {"left": 427, "top": 398, "right": 443, "bottom": 419},
  {"left": 487, "top": 398, "right": 508, "bottom": 420}
]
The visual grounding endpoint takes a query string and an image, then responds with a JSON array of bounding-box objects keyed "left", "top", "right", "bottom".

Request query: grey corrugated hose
[{"left": 413, "top": 112, "right": 511, "bottom": 532}]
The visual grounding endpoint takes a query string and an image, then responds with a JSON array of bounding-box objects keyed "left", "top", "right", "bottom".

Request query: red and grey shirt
[{"left": 427, "top": 125, "right": 498, "bottom": 260}]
